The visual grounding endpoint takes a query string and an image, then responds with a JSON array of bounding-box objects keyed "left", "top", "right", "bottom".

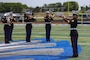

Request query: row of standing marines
[{"left": 1, "top": 11, "right": 78, "bottom": 57}]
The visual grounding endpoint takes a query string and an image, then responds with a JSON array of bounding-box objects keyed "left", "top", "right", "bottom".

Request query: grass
[{"left": 0, "top": 23, "right": 90, "bottom": 60}]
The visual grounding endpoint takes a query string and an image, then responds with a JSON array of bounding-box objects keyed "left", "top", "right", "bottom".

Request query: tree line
[
  {"left": 0, "top": 1, "right": 90, "bottom": 13},
  {"left": 0, "top": 2, "right": 28, "bottom": 13}
]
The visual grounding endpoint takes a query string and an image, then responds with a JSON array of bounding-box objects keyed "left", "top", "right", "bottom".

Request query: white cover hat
[{"left": 46, "top": 11, "right": 50, "bottom": 14}]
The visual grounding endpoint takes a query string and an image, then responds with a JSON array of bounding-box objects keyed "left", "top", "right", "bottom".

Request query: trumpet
[{"left": 6, "top": 16, "right": 12, "bottom": 26}]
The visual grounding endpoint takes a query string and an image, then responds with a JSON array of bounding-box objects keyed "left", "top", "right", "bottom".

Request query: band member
[
  {"left": 60, "top": 12, "right": 79, "bottom": 57},
  {"left": 24, "top": 12, "right": 36, "bottom": 42},
  {"left": 1, "top": 15, "right": 11, "bottom": 44},
  {"left": 44, "top": 11, "right": 53, "bottom": 42}
]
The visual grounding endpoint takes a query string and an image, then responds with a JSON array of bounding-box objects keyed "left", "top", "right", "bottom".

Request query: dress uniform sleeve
[
  {"left": 10, "top": 17, "right": 16, "bottom": 22},
  {"left": 24, "top": 19, "right": 28, "bottom": 22},
  {"left": 63, "top": 18, "right": 71, "bottom": 24},
  {"left": 1, "top": 18, "right": 5, "bottom": 23},
  {"left": 50, "top": 17, "right": 53, "bottom": 21},
  {"left": 68, "top": 19, "right": 75, "bottom": 24},
  {"left": 12, "top": 17, "right": 16, "bottom": 22},
  {"left": 33, "top": 18, "right": 36, "bottom": 22},
  {"left": 44, "top": 16, "right": 47, "bottom": 20}
]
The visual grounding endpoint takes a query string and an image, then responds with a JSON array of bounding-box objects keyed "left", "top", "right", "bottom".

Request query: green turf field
[{"left": 0, "top": 23, "right": 90, "bottom": 60}]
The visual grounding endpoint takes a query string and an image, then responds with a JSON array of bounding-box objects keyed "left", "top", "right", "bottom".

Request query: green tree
[
  {"left": 63, "top": 1, "right": 79, "bottom": 11},
  {"left": 86, "top": 6, "right": 90, "bottom": 10},
  {"left": 56, "top": 2, "right": 62, "bottom": 8},
  {"left": 0, "top": 2, "right": 29, "bottom": 13},
  {"left": 55, "top": 2, "right": 62, "bottom": 11},
  {"left": 81, "top": 6, "right": 86, "bottom": 13},
  {"left": 43, "top": 4, "right": 48, "bottom": 8},
  {"left": 34, "top": 6, "right": 41, "bottom": 12},
  {"left": 48, "top": 3, "right": 56, "bottom": 8}
]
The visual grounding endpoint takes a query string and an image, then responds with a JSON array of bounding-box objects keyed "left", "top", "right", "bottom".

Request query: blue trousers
[
  {"left": 71, "top": 36, "right": 78, "bottom": 55},
  {"left": 4, "top": 25, "right": 11, "bottom": 43},
  {"left": 26, "top": 24, "right": 32, "bottom": 42},
  {"left": 45, "top": 24, "right": 51, "bottom": 41},
  {"left": 10, "top": 23, "right": 14, "bottom": 41}
]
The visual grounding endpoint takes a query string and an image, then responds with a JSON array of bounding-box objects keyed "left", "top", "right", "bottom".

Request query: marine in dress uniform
[
  {"left": 44, "top": 11, "right": 53, "bottom": 42},
  {"left": 24, "top": 12, "right": 36, "bottom": 42},
  {"left": 60, "top": 12, "right": 79, "bottom": 57},
  {"left": 1, "top": 16, "right": 11, "bottom": 44}
]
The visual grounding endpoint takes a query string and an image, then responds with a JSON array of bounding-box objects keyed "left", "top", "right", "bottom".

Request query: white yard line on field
[{"left": 79, "top": 43, "right": 90, "bottom": 45}]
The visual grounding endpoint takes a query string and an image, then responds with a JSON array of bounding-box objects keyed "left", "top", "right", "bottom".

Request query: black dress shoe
[
  {"left": 72, "top": 54, "right": 78, "bottom": 57},
  {"left": 5, "top": 42, "right": 10, "bottom": 44},
  {"left": 26, "top": 41, "right": 30, "bottom": 43},
  {"left": 47, "top": 40, "right": 50, "bottom": 42}
]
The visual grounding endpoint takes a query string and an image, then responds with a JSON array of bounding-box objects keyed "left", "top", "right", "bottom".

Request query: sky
[{"left": 0, "top": 0, "right": 90, "bottom": 8}]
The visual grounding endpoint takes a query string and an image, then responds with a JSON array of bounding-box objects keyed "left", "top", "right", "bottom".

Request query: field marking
[
  {"left": 0, "top": 43, "right": 56, "bottom": 51},
  {"left": 14, "top": 24, "right": 69, "bottom": 26},
  {"left": 14, "top": 24, "right": 90, "bottom": 26},
  {"left": 0, "top": 48, "right": 64, "bottom": 57},
  {"left": 79, "top": 43, "right": 90, "bottom": 45},
  {"left": 15, "top": 58, "right": 34, "bottom": 60},
  {"left": 0, "top": 40, "right": 42, "bottom": 47}
]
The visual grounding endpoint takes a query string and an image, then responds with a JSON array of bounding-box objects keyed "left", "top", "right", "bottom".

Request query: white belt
[
  {"left": 26, "top": 22, "right": 32, "bottom": 24},
  {"left": 4, "top": 23, "right": 11, "bottom": 26},
  {"left": 4, "top": 23, "right": 8, "bottom": 25},
  {"left": 45, "top": 22, "right": 51, "bottom": 24},
  {"left": 4, "top": 23, "right": 9, "bottom": 25},
  {"left": 70, "top": 28, "right": 77, "bottom": 30}
]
